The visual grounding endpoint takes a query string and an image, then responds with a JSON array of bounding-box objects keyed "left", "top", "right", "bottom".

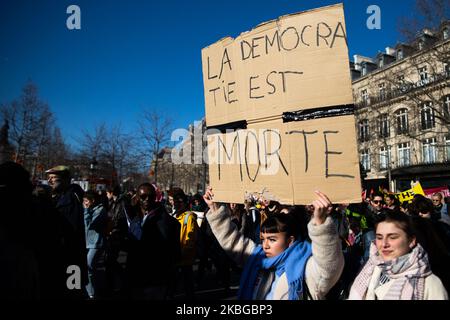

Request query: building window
[
  {"left": 396, "top": 108, "right": 409, "bottom": 134},
  {"left": 446, "top": 136, "right": 450, "bottom": 161},
  {"left": 361, "top": 89, "right": 369, "bottom": 104},
  {"left": 397, "top": 49, "right": 403, "bottom": 60},
  {"left": 444, "top": 28, "right": 449, "bottom": 40},
  {"left": 359, "top": 119, "right": 370, "bottom": 142},
  {"left": 361, "top": 149, "right": 371, "bottom": 171},
  {"left": 445, "top": 62, "right": 450, "bottom": 76},
  {"left": 397, "top": 75, "right": 407, "bottom": 92},
  {"left": 422, "top": 138, "right": 437, "bottom": 164},
  {"left": 420, "top": 102, "right": 435, "bottom": 130},
  {"left": 379, "top": 58, "right": 384, "bottom": 68},
  {"left": 419, "top": 66, "right": 428, "bottom": 83},
  {"left": 418, "top": 40, "right": 424, "bottom": 50},
  {"left": 380, "top": 146, "right": 391, "bottom": 170},
  {"left": 443, "top": 95, "right": 450, "bottom": 120},
  {"left": 379, "top": 82, "right": 386, "bottom": 100},
  {"left": 378, "top": 114, "right": 390, "bottom": 138},
  {"left": 398, "top": 142, "right": 411, "bottom": 167}
]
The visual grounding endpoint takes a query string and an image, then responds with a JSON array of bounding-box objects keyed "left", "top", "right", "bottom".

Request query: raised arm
[
  {"left": 204, "top": 187, "right": 256, "bottom": 266},
  {"left": 305, "top": 191, "right": 345, "bottom": 300}
]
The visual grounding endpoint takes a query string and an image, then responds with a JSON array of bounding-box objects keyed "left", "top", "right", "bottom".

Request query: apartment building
[{"left": 351, "top": 21, "right": 450, "bottom": 191}]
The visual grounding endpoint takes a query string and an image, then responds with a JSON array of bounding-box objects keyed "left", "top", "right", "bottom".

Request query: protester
[
  {"left": 83, "top": 190, "right": 108, "bottom": 299},
  {"left": 168, "top": 187, "right": 199, "bottom": 300},
  {"left": 0, "top": 162, "right": 40, "bottom": 299},
  {"left": 125, "top": 183, "right": 180, "bottom": 299},
  {"left": 348, "top": 210, "right": 448, "bottom": 300},
  {"left": 432, "top": 192, "right": 449, "bottom": 222},
  {"left": 203, "top": 187, "right": 343, "bottom": 300},
  {"left": 384, "top": 194, "right": 400, "bottom": 211},
  {"left": 46, "top": 165, "right": 88, "bottom": 299},
  {"left": 104, "top": 186, "right": 128, "bottom": 297},
  {"left": 359, "top": 192, "right": 385, "bottom": 262}
]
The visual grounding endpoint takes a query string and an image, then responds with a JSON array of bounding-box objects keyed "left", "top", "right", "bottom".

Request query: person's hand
[
  {"left": 203, "top": 186, "right": 219, "bottom": 212},
  {"left": 131, "top": 193, "right": 139, "bottom": 206},
  {"left": 311, "top": 190, "right": 333, "bottom": 226}
]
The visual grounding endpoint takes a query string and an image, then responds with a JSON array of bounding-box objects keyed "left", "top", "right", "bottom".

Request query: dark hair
[
  {"left": 260, "top": 213, "right": 298, "bottom": 239},
  {"left": 409, "top": 195, "right": 434, "bottom": 217},
  {"left": 83, "top": 190, "right": 98, "bottom": 202},
  {"left": 0, "top": 161, "right": 32, "bottom": 198},
  {"left": 374, "top": 209, "right": 416, "bottom": 240},
  {"left": 106, "top": 185, "right": 121, "bottom": 196},
  {"left": 371, "top": 192, "right": 384, "bottom": 200},
  {"left": 136, "top": 183, "right": 156, "bottom": 204},
  {"left": 283, "top": 206, "right": 310, "bottom": 241},
  {"left": 169, "top": 187, "right": 187, "bottom": 203}
]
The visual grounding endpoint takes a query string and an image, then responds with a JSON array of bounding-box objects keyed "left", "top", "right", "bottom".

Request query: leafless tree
[
  {"left": 102, "top": 124, "right": 139, "bottom": 185},
  {"left": 398, "top": 0, "right": 449, "bottom": 42},
  {"left": 138, "top": 110, "right": 173, "bottom": 185},
  {"left": 76, "top": 123, "right": 140, "bottom": 185},
  {"left": 0, "top": 81, "right": 67, "bottom": 177}
]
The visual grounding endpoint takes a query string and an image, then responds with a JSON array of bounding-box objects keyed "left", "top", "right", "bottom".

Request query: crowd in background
[{"left": 1, "top": 161, "right": 449, "bottom": 300}]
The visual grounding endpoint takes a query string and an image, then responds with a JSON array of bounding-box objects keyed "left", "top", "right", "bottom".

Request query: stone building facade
[{"left": 351, "top": 21, "right": 450, "bottom": 191}]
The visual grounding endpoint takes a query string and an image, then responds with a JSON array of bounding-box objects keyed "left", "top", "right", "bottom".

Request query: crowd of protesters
[{"left": 1, "top": 161, "right": 449, "bottom": 300}]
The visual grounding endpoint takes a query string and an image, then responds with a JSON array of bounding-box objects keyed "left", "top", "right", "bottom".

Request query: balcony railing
[
  {"left": 356, "top": 70, "right": 450, "bottom": 109},
  {"left": 389, "top": 158, "right": 450, "bottom": 170}
]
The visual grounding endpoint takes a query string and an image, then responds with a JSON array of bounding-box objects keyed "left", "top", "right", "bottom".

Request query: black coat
[{"left": 126, "top": 204, "right": 181, "bottom": 288}]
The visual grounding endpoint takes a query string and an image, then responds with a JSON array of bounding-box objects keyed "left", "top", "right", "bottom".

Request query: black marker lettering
[
  {"left": 286, "top": 130, "right": 318, "bottom": 172},
  {"left": 266, "top": 71, "right": 277, "bottom": 95},
  {"left": 323, "top": 131, "right": 354, "bottom": 179},
  {"left": 219, "top": 48, "right": 232, "bottom": 79},
  {"left": 245, "top": 131, "right": 260, "bottom": 182},
  {"left": 317, "top": 22, "right": 332, "bottom": 47},
  {"left": 227, "top": 82, "right": 237, "bottom": 104},
  {"left": 300, "top": 25, "right": 312, "bottom": 46},
  {"left": 209, "top": 87, "right": 220, "bottom": 106},
  {"left": 263, "top": 129, "right": 289, "bottom": 175},
  {"left": 330, "top": 22, "right": 347, "bottom": 48},
  {"left": 280, "top": 27, "right": 300, "bottom": 51},
  {"left": 217, "top": 133, "right": 243, "bottom": 181},
  {"left": 278, "top": 71, "right": 303, "bottom": 93},
  {"left": 252, "top": 36, "right": 265, "bottom": 59},
  {"left": 207, "top": 56, "right": 218, "bottom": 79},
  {"left": 249, "top": 76, "right": 264, "bottom": 99},
  {"left": 241, "top": 40, "right": 252, "bottom": 61},
  {"left": 265, "top": 31, "right": 280, "bottom": 54}
]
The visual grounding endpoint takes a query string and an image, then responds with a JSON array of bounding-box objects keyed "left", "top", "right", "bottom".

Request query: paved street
[
  {"left": 171, "top": 260, "right": 241, "bottom": 301},
  {"left": 104, "top": 251, "right": 241, "bottom": 301}
]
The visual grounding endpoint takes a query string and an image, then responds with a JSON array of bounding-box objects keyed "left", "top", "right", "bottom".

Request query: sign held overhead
[{"left": 201, "top": 3, "right": 362, "bottom": 204}]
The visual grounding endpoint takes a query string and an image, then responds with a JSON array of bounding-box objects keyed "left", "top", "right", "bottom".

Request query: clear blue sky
[{"left": 0, "top": 0, "right": 417, "bottom": 147}]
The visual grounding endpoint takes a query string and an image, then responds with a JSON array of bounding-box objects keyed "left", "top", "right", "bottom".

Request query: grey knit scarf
[{"left": 350, "top": 243, "right": 431, "bottom": 300}]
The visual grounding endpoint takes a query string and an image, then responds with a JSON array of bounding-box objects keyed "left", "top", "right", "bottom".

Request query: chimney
[{"left": 385, "top": 47, "right": 396, "bottom": 56}]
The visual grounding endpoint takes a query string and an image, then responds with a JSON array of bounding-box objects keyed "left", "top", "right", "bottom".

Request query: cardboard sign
[
  {"left": 201, "top": 4, "right": 353, "bottom": 126},
  {"left": 202, "top": 4, "right": 361, "bottom": 204}
]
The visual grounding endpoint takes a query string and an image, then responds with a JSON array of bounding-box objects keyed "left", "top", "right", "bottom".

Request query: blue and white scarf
[{"left": 238, "top": 240, "right": 312, "bottom": 300}]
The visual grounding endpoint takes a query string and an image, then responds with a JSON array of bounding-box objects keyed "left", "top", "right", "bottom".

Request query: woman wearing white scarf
[{"left": 349, "top": 210, "right": 448, "bottom": 300}]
